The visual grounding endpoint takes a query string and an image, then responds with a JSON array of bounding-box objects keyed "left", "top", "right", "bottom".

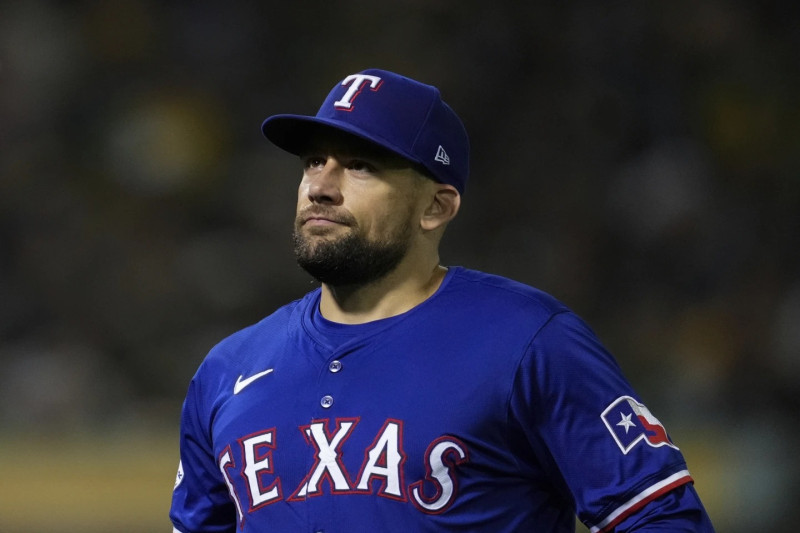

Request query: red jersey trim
[{"left": 589, "top": 469, "right": 693, "bottom": 533}]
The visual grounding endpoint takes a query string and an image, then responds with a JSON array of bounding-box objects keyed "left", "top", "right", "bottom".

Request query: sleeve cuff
[{"left": 588, "top": 469, "right": 694, "bottom": 533}]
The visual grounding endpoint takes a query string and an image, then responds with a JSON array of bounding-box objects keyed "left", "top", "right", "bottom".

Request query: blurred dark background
[{"left": 1, "top": 1, "right": 798, "bottom": 531}]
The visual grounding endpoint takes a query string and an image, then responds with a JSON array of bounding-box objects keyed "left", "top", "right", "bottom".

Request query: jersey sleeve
[
  {"left": 170, "top": 372, "right": 237, "bottom": 533},
  {"left": 509, "top": 311, "right": 711, "bottom": 532},
  {"left": 611, "top": 482, "right": 715, "bottom": 531}
]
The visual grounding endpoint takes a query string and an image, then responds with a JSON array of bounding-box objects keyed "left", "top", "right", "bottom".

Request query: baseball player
[{"left": 170, "top": 69, "right": 714, "bottom": 532}]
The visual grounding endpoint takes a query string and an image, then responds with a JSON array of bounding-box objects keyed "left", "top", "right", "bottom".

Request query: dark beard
[{"left": 293, "top": 224, "right": 411, "bottom": 287}]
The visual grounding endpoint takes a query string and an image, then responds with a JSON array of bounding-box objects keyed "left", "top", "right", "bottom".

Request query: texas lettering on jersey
[{"left": 212, "top": 417, "right": 468, "bottom": 526}]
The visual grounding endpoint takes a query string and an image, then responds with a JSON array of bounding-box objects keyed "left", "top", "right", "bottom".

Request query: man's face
[{"left": 292, "top": 132, "right": 428, "bottom": 287}]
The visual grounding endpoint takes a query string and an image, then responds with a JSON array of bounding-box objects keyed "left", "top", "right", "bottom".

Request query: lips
[
  {"left": 304, "top": 216, "right": 344, "bottom": 226},
  {"left": 298, "top": 208, "right": 353, "bottom": 227}
]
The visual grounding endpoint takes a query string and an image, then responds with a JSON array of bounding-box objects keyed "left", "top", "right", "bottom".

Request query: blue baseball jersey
[{"left": 171, "top": 267, "right": 713, "bottom": 532}]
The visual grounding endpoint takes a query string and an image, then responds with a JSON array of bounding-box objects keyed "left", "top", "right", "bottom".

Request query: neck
[{"left": 319, "top": 260, "right": 447, "bottom": 324}]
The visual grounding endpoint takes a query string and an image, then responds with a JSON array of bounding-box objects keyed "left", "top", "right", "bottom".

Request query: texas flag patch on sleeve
[{"left": 601, "top": 396, "right": 679, "bottom": 454}]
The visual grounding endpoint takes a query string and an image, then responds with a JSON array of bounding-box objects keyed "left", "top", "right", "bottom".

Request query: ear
[{"left": 420, "top": 184, "right": 461, "bottom": 231}]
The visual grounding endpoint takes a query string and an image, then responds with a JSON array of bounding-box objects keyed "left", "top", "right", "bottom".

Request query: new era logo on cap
[
  {"left": 435, "top": 145, "right": 450, "bottom": 166},
  {"left": 262, "top": 69, "right": 470, "bottom": 193}
]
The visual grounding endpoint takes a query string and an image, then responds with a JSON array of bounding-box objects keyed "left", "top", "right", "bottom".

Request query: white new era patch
[{"left": 435, "top": 145, "right": 450, "bottom": 165}]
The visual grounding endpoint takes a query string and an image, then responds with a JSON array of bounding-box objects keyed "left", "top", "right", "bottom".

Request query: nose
[{"left": 305, "top": 160, "right": 344, "bottom": 206}]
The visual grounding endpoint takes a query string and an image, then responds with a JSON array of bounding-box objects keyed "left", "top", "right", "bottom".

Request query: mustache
[{"left": 296, "top": 206, "right": 357, "bottom": 226}]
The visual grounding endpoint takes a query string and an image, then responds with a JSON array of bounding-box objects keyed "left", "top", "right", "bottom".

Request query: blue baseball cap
[{"left": 261, "top": 69, "right": 470, "bottom": 194}]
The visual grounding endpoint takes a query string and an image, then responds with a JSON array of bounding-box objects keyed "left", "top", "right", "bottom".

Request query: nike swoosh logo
[{"left": 233, "top": 368, "right": 274, "bottom": 395}]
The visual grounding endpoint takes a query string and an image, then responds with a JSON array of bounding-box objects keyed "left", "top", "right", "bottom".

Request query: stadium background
[{"left": 1, "top": 1, "right": 798, "bottom": 531}]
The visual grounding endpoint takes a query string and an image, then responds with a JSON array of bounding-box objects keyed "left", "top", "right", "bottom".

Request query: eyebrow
[{"left": 301, "top": 143, "right": 413, "bottom": 169}]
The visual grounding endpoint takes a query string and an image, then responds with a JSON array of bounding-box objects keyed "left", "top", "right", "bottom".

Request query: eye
[
  {"left": 346, "top": 159, "right": 377, "bottom": 174},
  {"left": 303, "top": 155, "right": 326, "bottom": 170}
]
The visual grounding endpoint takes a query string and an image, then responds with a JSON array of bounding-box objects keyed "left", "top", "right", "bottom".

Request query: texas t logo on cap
[
  {"left": 333, "top": 74, "right": 383, "bottom": 110},
  {"left": 261, "top": 68, "right": 470, "bottom": 194}
]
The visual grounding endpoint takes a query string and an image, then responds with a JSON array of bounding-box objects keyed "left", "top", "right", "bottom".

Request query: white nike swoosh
[{"left": 233, "top": 368, "right": 274, "bottom": 395}]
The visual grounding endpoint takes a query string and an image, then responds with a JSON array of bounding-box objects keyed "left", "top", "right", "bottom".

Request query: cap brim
[{"left": 261, "top": 114, "right": 422, "bottom": 168}]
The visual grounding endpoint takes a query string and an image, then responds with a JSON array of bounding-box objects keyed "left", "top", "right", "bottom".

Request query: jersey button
[
  {"left": 328, "top": 360, "right": 343, "bottom": 373},
  {"left": 320, "top": 395, "right": 334, "bottom": 409}
]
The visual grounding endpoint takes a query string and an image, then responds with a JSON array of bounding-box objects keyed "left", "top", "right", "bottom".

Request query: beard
[{"left": 293, "top": 210, "right": 413, "bottom": 287}]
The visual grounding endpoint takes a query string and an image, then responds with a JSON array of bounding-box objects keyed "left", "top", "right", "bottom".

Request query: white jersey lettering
[
  {"left": 219, "top": 447, "right": 245, "bottom": 524},
  {"left": 291, "top": 419, "right": 357, "bottom": 499},
  {"left": 224, "top": 418, "right": 469, "bottom": 516},
  {"left": 356, "top": 419, "right": 406, "bottom": 499},
  {"left": 241, "top": 430, "right": 282, "bottom": 508},
  {"left": 410, "top": 437, "right": 469, "bottom": 514}
]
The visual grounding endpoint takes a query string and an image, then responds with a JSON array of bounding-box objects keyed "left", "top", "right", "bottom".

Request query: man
[{"left": 170, "top": 69, "right": 714, "bottom": 532}]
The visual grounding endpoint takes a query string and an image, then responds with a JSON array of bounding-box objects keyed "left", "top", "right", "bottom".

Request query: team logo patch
[
  {"left": 174, "top": 460, "right": 184, "bottom": 489},
  {"left": 601, "top": 396, "right": 678, "bottom": 454}
]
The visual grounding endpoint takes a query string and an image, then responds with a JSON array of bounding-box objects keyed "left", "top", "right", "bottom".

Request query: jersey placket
[{"left": 297, "top": 345, "right": 361, "bottom": 532}]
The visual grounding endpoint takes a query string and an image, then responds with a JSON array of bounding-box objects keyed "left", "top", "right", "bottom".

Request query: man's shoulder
[
  {"left": 446, "top": 267, "right": 569, "bottom": 317},
  {"left": 184, "top": 289, "right": 320, "bottom": 405}
]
